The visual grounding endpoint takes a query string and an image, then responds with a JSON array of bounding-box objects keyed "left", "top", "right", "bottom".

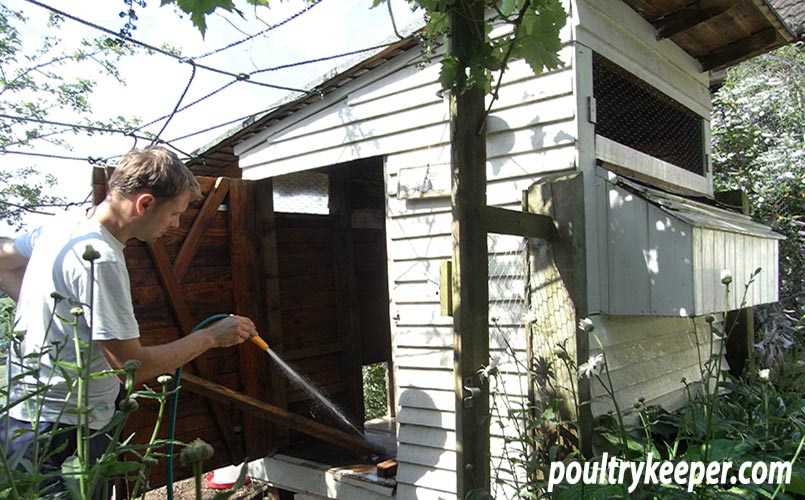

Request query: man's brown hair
[{"left": 108, "top": 146, "right": 201, "bottom": 202}]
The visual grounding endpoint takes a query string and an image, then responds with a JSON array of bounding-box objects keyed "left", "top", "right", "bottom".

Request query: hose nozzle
[{"left": 250, "top": 335, "right": 270, "bottom": 351}]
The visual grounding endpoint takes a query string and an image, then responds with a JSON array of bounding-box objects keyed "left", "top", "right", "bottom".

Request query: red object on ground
[{"left": 204, "top": 470, "right": 251, "bottom": 490}]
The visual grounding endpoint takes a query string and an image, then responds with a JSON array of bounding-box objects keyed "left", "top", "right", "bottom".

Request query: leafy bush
[{"left": 362, "top": 362, "right": 388, "bottom": 421}]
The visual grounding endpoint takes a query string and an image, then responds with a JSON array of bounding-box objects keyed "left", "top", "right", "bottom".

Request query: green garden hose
[{"left": 165, "top": 313, "right": 230, "bottom": 500}]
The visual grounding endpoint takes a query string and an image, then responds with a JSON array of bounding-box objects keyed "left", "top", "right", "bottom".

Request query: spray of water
[{"left": 264, "top": 348, "right": 364, "bottom": 437}]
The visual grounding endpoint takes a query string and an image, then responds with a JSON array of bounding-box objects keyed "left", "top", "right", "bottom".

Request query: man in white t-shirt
[{"left": 0, "top": 146, "right": 258, "bottom": 497}]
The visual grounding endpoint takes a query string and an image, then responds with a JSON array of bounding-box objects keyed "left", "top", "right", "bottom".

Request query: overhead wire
[
  {"left": 150, "top": 59, "right": 197, "bottom": 144},
  {"left": 191, "top": 0, "right": 324, "bottom": 60},
  {"left": 23, "top": 0, "right": 309, "bottom": 93},
  {"left": 250, "top": 41, "right": 398, "bottom": 75},
  {"left": 9, "top": 0, "right": 414, "bottom": 170}
]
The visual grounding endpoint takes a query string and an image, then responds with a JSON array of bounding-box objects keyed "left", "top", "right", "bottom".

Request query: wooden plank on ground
[{"left": 179, "top": 372, "right": 383, "bottom": 456}]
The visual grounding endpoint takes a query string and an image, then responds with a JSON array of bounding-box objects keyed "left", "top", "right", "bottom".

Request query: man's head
[
  {"left": 107, "top": 147, "right": 202, "bottom": 242},
  {"left": 108, "top": 146, "right": 201, "bottom": 202}
]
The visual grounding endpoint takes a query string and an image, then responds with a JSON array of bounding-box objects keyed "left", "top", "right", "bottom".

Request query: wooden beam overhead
[
  {"left": 653, "top": 0, "right": 735, "bottom": 39},
  {"left": 699, "top": 27, "right": 782, "bottom": 70}
]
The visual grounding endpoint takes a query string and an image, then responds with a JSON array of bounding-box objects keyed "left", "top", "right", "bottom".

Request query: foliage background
[{"left": 712, "top": 42, "right": 805, "bottom": 321}]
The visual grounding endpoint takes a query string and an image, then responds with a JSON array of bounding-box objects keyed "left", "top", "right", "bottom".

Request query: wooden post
[
  {"left": 330, "top": 172, "right": 365, "bottom": 427},
  {"left": 449, "top": 1, "right": 490, "bottom": 496}
]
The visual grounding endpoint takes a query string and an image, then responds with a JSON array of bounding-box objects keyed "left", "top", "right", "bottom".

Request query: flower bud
[
  {"left": 122, "top": 359, "right": 142, "bottom": 375},
  {"left": 157, "top": 375, "right": 173, "bottom": 385},
  {"left": 578, "top": 318, "right": 595, "bottom": 333},
  {"left": 118, "top": 397, "right": 139, "bottom": 413},
  {"left": 83, "top": 245, "right": 101, "bottom": 262},
  {"left": 180, "top": 438, "right": 214, "bottom": 466},
  {"left": 70, "top": 307, "right": 84, "bottom": 317}
]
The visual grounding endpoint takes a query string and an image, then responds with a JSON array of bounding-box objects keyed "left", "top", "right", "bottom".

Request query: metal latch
[{"left": 463, "top": 377, "right": 482, "bottom": 409}]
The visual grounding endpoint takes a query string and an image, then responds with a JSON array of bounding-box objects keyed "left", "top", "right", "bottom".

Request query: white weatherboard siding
[{"left": 587, "top": 315, "right": 722, "bottom": 418}]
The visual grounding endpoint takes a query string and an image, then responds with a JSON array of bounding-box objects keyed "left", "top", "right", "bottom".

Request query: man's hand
[{"left": 200, "top": 314, "right": 258, "bottom": 348}]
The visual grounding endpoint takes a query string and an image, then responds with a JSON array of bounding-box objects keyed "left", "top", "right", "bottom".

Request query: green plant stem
[
  {"left": 71, "top": 318, "right": 90, "bottom": 500},
  {"left": 193, "top": 462, "right": 203, "bottom": 500},
  {"left": 771, "top": 431, "right": 804, "bottom": 499},
  {"left": 591, "top": 333, "right": 628, "bottom": 455},
  {"left": 131, "top": 381, "right": 171, "bottom": 498}
]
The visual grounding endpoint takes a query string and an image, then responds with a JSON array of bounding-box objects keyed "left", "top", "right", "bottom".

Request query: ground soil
[{"left": 142, "top": 475, "right": 274, "bottom": 500}]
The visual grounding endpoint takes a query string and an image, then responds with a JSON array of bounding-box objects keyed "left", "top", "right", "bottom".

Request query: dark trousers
[{"left": 0, "top": 416, "right": 112, "bottom": 499}]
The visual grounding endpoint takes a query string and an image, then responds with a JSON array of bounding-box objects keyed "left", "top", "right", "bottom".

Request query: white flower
[
  {"left": 578, "top": 317, "right": 595, "bottom": 333},
  {"left": 578, "top": 353, "right": 605, "bottom": 379},
  {"left": 477, "top": 357, "right": 500, "bottom": 381},
  {"left": 720, "top": 269, "right": 733, "bottom": 285},
  {"left": 522, "top": 309, "right": 538, "bottom": 323},
  {"left": 758, "top": 368, "right": 770, "bottom": 381}
]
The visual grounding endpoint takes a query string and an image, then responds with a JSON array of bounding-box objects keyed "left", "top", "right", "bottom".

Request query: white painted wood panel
[
  {"left": 606, "top": 182, "right": 651, "bottom": 314},
  {"left": 396, "top": 367, "right": 454, "bottom": 391},
  {"left": 237, "top": 46, "right": 433, "bottom": 154},
  {"left": 648, "top": 202, "right": 695, "bottom": 315},
  {"left": 398, "top": 387, "right": 455, "bottom": 411},
  {"left": 487, "top": 120, "right": 576, "bottom": 159},
  {"left": 590, "top": 315, "right": 717, "bottom": 417},
  {"left": 596, "top": 137, "right": 710, "bottom": 196},
  {"left": 397, "top": 444, "right": 457, "bottom": 471},
  {"left": 486, "top": 145, "right": 577, "bottom": 183},
  {"left": 397, "top": 407, "right": 455, "bottom": 429},
  {"left": 244, "top": 101, "right": 448, "bottom": 166},
  {"left": 396, "top": 483, "right": 456, "bottom": 500},
  {"left": 488, "top": 94, "right": 576, "bottom": 133},
  {"left": 391, "top": 281, "right": 441, "bottom": 303},
  {"left": 396, "top": 463, "right": 457, "bottom": 495},
  {"left": 389, "top": 258, "right": 444, "bottom": 284},
  {"left": 387, "top": 212, "right": 453, "bottom": 240},
  {"left": 488, "top": 65, "right": 574, "bottom": 110},
  {"left": 393, "top": 325, "right": 453, "bottom": 348},
  {"left": 393, "top": 303, "right": 452, "bottom": 326},
  {"left": 395, "top": 347, "right": 453, "bottom": 370},
  {"left": 399, "top": 425, "right": 457, "bottom": 451}
]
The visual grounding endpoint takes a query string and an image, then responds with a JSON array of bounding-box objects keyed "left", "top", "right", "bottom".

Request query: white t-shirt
[{"left": 11, "top": 214, "right": 140, "bottom": 429}]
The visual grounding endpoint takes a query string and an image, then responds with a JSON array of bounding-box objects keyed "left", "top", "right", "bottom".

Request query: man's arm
[
  {"left": 99, "top": 314, "right": 258, "bottom": 384},
  {"left": 0, "top": 238, "right": 29, "bottom": 301}
]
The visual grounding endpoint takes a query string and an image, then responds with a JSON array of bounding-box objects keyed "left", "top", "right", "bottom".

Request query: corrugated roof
[{"left": 616, "top": 176, "right": 785, "bottom": 239}]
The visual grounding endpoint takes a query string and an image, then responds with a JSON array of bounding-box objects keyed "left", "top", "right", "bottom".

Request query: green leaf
[
  {"left": 499, "top": 0, "right": 521, "bottom": 17},
  {"left": 511, "top": 0, "right": 566, "bottom": 75},
  {"left": 60, "top": 455, "right": 83, "bottom": 499},
  {"left": 783, "top": 468, "right": 805, "bottom": 495},
  {"left": 161, "top": 0, "right": 237, "bottom": 36},
  {"left": 438, "top": 55, "right": 460, "bottom": 91}
]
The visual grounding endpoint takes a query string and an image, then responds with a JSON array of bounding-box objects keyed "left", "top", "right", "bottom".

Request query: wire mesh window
[
  {"left": 593, "top": 53, "right": 706, "bottom": 176},
  {"left": 273, "top": 171, "right": 329, "bottom": 215}
]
